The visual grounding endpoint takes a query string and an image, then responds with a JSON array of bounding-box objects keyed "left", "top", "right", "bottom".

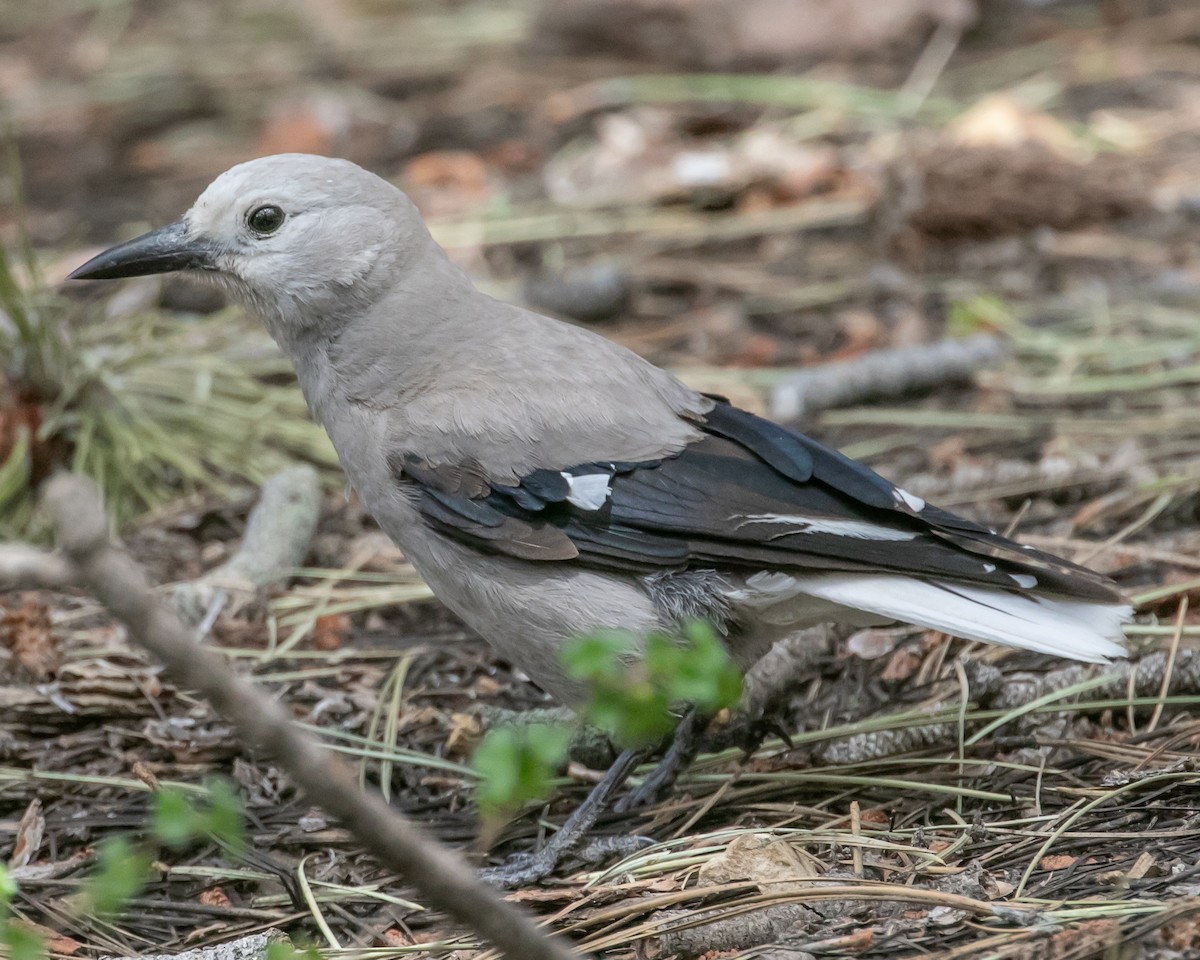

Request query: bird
[{"left": 70, "top": 154, "right": 1130, "bottom": 881}]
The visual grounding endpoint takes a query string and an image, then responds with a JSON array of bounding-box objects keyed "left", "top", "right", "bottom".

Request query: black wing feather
[{"left": 398, "top": 401, "right": 1122, "bottom": 602}]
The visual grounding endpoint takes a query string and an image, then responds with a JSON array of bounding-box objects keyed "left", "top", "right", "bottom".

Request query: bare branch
[
  {"left": 172, "top": 465, "right": 322, "bottom": 628},
  {"left": 771, "top": 334, "right": 1006, "bottom": 423},
  {"left": 34, "top": 474, "right": 582, "bottom": 960},
  {"left": 0, "top": 543, "right": 77, "bottom": 592}
]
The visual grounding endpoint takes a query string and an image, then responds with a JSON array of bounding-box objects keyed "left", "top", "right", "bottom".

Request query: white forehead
[{"left": 187, "top": 154, "right": 393, "bottom": 232}]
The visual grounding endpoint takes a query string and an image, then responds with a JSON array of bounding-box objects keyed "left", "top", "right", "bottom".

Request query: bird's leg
[
  {"left": 614, "top": 707, "right": 705, "bottom": 812},
  {"left": 479, "top": 746, "right": 648, "bottom": 888}
]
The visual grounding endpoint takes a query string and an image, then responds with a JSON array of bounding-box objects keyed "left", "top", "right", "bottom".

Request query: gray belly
[{"left": 385, "top": 518, "right": 667, "bottom": 706}]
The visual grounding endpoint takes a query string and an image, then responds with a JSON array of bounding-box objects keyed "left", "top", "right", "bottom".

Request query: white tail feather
[{"left": 792, "top": 575, "right": 1129, "bottom": 662}]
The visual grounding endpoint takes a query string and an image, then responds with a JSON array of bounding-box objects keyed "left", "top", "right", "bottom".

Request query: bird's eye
[{"left": 247, "top": 205, "right": 286, "bottom": 235}]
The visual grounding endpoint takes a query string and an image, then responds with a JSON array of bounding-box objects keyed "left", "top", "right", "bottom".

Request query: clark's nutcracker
[{"left": 71, "top": 155, "right": 1129, "bottom": 881}]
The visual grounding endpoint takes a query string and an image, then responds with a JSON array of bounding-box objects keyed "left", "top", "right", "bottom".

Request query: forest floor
[{"left": 5, "top": 1, "right": 1200, "bottom": 957}]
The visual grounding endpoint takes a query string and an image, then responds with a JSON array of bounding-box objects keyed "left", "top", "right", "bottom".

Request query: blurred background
[{"left": 6, "top": 2, "right": 1200, "bottom": 956}]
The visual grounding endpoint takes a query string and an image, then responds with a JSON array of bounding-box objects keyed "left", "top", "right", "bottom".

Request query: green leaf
[
  {"left": 201, "top": 778, "right": 247, "bottom": 856},
  {"left": 266, "top": 940, "right": 324, "bottom": 960},
  {"left": 561, "top": 630, "right": 636, "bottom": 682},
  {"left": 0, "top": 863, "right": 16, "bottom": 910},
  {"left": 265, "top": 942, "right": 321, "bottom": 960},
  {"left": 642, "top": 632, "right": 682, "bottom": 678},
  {"left": 81, "top": 837, "right": 153, "bottom": 918},
  {"left": 151, "top": 781, "right": 246, "bottom": 855},
  {"left": 665, "top": 622, "right": 742, "bottom": 711},
  {"left": 151, "top": 788, "right": 199, "bottom": 850},
  {"left": 611, "top": 689, "right": 675, "bottom": 745},
  {"left": 947, "top": 293, "right": 1016, "bottom": 338},
  {"left": 2, "top": 921, "right": 45, "bottom": 960},
  {"left": 265, "top": 944, "right": 298, "bottom": 960},
  {"left": 472, "top": 724, "right": 571, "bottom": 815},
  {"left": 560, "top": 621, "right": 744, "bottom": 750}
]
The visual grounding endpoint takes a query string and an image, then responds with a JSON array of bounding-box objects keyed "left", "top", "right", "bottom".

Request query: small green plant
[
  {"left": 564, "top": 621, "right": 743, "bottom": 746},
  {"left": 265, "top": 942, "right": 323, "bottom": 960},
  {"left": 470, "top": 621, "right": 743, "bottom": 822},
  {"left": 472, "top": 724, "right": 573, "bottom": 833},
  {"left": 0, "top": 779, "right": 247, "bottom": 957},
  {"left": 0, "top": 863, "right": 43, "bottom": 960},
  {"left": 78, "top": 837, "right": 155, "bottom": 919},
  {"left": 151, "top": 779, "right": 246, "bottom": 855}
]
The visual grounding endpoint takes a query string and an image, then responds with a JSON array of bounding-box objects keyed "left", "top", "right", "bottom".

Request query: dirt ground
[{"left": 5, "top": 1, "right": 1200, "bottom": 958}]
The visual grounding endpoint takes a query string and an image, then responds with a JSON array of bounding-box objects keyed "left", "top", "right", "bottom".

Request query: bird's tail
[{"left": 795, "top": 574, "right": 1129, "bottom": 662}]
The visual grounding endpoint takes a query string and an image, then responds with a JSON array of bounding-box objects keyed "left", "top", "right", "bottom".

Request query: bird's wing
[{"left": 395, "top": 399, "right": 1122, "bottom": 603}]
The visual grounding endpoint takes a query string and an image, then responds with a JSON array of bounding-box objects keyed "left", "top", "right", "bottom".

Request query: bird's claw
[
  {"left": 479, "top": 746, "right": 647, "bottom": 887},
  {"left": 574, "top": 834, "right": 656, "bottom": 865},
  {"left": 479, "top": 851, "right": 556, "bottom": 889},
  {"left": 735, "top": 714, "right": 795, "bottom": 760}
]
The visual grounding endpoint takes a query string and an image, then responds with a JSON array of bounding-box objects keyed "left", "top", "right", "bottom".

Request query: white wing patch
[
  {"left": 739, "top": 514, "right": 917, "bottom": 541},
  {"left": 893, "top": 487, "right": 926, "bottom": 512},
  {"left": 563, "top": 472, "right": 611, "bottom": 510},
  {"left": 1010, "top": 573, "right": 1038, "bottom": 589}
]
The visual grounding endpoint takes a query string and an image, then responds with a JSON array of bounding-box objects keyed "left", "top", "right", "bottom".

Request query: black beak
[{"left": 67, "top": 221, "right": 215, "bottom": 281}]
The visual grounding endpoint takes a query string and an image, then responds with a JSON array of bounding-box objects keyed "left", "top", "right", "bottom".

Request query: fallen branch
[
  {"left": 0, "top": 545, "right": 75, "bottom": 591},
  {"left": 899, "top": 443, "right": 1147, "bottom": 508},
  {"left": 172, "top": 465, "right": 322, "bottom": 629},
  {"left": 770, "top": 334, "right": 1006, "bottom": 423},
  {"left": 0, "top": 475, "right": 582, "bottom": 960}
]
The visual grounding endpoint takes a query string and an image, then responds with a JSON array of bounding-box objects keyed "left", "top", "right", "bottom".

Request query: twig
[
  {"left": 172, "top": 466, "right": 323, "bottom": 629},
  {"left": 542, "top": 74, "right": 959, "bottom": 125},
  {"left": 770, "top": 334, "right": 1006, "bottom": 423},
  {"left": 641, "top": 882, "right": 1005, "bottom": 959},
  {"left": 1, "top": 475, "right": 582, "bottom": 960},
  {"left": 1147, "top": 598, "right": 1187, "bottom": 734},
  {"left": 897, "top": 19, "right": 963, "bottom": 115},
  {"left": 429, "top": 198, "right": 863, "bottom": 251},
  {"left": 901, "top": 452, "right": 1133, "bottom": 509},
  {"left": 0, "top": 544, "right": 76, "bottom": 591}
]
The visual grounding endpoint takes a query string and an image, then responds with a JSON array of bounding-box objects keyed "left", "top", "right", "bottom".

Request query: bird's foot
[
  {"left": 480, "top": 833, "right": 654, "bottom": 888},
  {"left": 614, "top": 708, "right": 705, "bottom": 812},
  {"left": 479, "top": 850, "right": 558, "bottom": 888},
  {"left": 479, "top": 746, "right": 646, "bottom": 888},
  {"left": 732, "top": 712, "right": 795, "bottom": 761},
  {"left": 574, "top": 834, "right": 656, "bottom": 866}
]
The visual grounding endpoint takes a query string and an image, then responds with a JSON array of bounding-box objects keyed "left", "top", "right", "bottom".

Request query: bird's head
[{"left": 69, "top": 154, "right": 422, "bottom": 337}]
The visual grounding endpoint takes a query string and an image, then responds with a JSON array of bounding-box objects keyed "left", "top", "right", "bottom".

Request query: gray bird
[{"left": 71, "top": 154, "right": 1129, "bottom": 879}]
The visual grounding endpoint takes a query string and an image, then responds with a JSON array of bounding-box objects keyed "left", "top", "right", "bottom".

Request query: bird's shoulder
[{"left": 387, "top": 301, "right": 713, "bottom": 480}]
